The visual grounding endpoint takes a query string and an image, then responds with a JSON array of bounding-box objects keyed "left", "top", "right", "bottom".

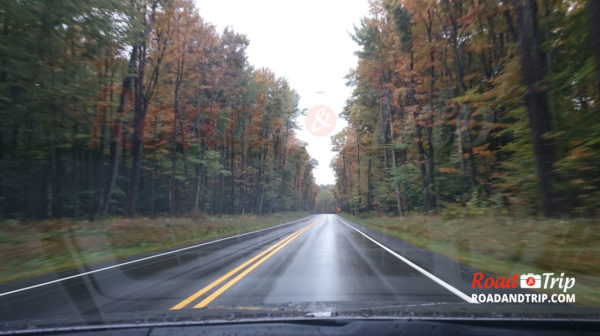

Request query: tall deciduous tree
[
  {"left": 332, "top": 0, "right": 600, "bottom": 217},
  {"left": 0, "top": 0, "right": 317, "bottom": 219}
]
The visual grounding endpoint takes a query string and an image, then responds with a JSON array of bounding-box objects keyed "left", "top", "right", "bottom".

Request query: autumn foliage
[
  {"left": 332, "top": 0, "right": 600, "bottom": 217},
  {"left": 0, "top": 0, "right": 317, "bottom": 218}
]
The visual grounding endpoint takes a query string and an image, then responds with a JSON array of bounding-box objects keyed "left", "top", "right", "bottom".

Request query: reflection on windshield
[{"left": 0, "top": 0, "right": 599, "bottom": 332}]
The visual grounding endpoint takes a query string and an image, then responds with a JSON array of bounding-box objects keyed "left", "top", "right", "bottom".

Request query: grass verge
[
  {"left": 0, "top": 212, "right": 309, "bottom": 285},
  {"left": 341, "top": 213, "right": 600, "bottom": 307}
]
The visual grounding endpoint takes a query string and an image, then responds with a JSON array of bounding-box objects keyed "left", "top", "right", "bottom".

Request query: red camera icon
[{"left": 520, "top": 273, "right": 541, "bottom": 288}]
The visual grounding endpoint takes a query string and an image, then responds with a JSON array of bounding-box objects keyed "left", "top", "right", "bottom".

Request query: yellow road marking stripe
[
  {"left": 170, "top": 217, "right": 319, "bottom": 310},
  {"left": 194, "top": 222, "right": 315, "bottom": 308},
  {"left": 170, "top": 227, "right": 305, "bottom": 310}
]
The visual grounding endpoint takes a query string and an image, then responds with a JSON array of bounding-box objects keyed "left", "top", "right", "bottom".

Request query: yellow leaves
[
  {"left": 463, "top": 72, "right": 481, "bottom": 84},
  {"left": 569, "top": 141, "right": 595, "bottom": 161},
  {"left": 394, "top": 87, "right": 410, "bottom": 102},
  {"left": 569, "top": 139, "right": 584, "bottom": 147},
  {"left": 439, "top": 167, "right": 460, "bottom": 174},
  {"left": 492, "top": 54, "right": 525, "bottom": 104},
  {"left": 469, "top": 41, "right": 495, "bottom": 53}
]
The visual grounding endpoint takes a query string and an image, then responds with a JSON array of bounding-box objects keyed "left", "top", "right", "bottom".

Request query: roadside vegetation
[
  {"left": 332, "top": 0, "right": 600, "bottom": 218},
  {"left": 314, "top": 185, "right": 337, "bottom": 213},
  {"left": 0, "top": 0, "right": 318, "bottom": 285},
  {"left": 0, "top": 0, "right": 317, "bottom": 220},
  {"left": 331, "top": 0, "right": 600, "bottom": 307},
  {"left": 0, "top": 212, "right": 309, "bottom": 285},
  {"left": 342, "top": 213, "right": 600, "bottom": 306}
]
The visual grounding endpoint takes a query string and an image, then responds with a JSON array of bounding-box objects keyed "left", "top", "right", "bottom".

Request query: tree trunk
[
  {"left": 512, "top": 0, "right": 559, "bottom": 217},
  {"left": 126, "top": 84, "right": 145, "bottom": 216},
  {"left": 356, "top": 132, "right": 361, "bottom": 210},
  {"left": 384, "top": 87, "right": 404, "bottom": 216},
  {"left": 415, "top": 113, "right": 432, "bottom": 212},
  {"left": 169, "top": 78, "right": 181, "bottom": 216},
  {"left": 230, "top": 130, "right": 235, "bottom": 214},
  {"left": 367, "top": 156, "right": 373, "bottom": 211},
  {"left": 193, "top": 140, "right": 205, "bottom": 212},
  {"left": 125, "top": 0, "right": 160, "bottom": 217},
  {"left": 463, "top": 104, "right": 477, "bottom": 188},
  {"left": 587, "top": 0, "right": 600, "bottom": 92},
  {"left": 426, "top": 9, "right": 437, "bottom": 209},
  {"left": 455, "top": 104, "right": 467, "bottom": 188},
  {"left": 407, "top": 46, "right": 432, "bottom": 211},
  {"left": 389, "top": 128, "right": 404, "bottom": 216}
]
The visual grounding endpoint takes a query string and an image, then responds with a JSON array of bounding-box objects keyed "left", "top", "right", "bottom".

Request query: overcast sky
[{"left": 195, "top": 0, "right": 369, "bottom": 185}]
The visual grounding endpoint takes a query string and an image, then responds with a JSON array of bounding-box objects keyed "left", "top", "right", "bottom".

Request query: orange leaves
[
  {"left": 458, "top": 4, "right": 483, "bottom": 25},
  {"left": 473, "top": 144, "right": 494, "bottom": 160},
  {"left": 143, "top": 105, "right": 175, "bottom": 149}
]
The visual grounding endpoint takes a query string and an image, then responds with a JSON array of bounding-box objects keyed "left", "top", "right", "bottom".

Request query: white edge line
[
  {"left": 0, "top": 215, "right": 315, "bottom": 297},
  {"left": 336, "top": 215, "right": 475, "bottom": 304}
]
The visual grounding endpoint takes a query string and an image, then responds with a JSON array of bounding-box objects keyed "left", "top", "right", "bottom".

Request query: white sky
[{"left": 195, "top": 0, "right": 369, "bottom": 185}]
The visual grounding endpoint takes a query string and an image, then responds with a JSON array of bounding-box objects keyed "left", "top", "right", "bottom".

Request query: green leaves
[
  {"left": 332, "top": 0, "right": 600, "bottom": 217},
  {"left": 0, "top": 0, "right": 317, "bottom": 218}
]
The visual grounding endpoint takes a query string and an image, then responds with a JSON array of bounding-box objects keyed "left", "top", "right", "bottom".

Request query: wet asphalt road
[{"left": 0, "top": 214, "right": 469, "bottom": 326}]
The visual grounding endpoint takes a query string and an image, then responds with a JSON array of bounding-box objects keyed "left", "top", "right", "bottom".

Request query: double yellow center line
[{"left": 170, "top": 216, "right": 321, "bottom": 310}]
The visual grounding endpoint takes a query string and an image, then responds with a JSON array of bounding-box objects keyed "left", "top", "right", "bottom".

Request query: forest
[
  {"left": 331, "top": 0, "right": 600, "bottom": 218},
  {"left": 0, "top": 0, "right": 318, "bottom": 219}
]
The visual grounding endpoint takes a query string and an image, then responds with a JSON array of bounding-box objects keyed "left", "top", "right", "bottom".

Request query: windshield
[{"left": 1, "top": 0, "right": 599, "bottom": 332}]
